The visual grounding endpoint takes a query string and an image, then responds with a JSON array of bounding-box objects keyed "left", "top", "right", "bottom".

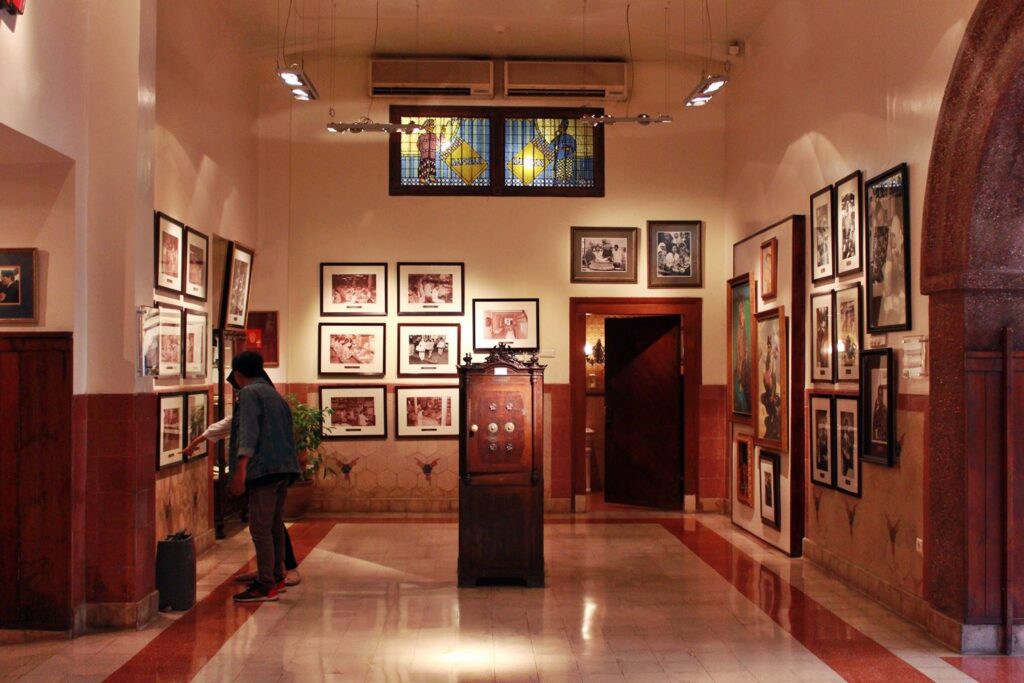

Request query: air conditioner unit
[
  {"left": 369, "top": 59, "right": 494, "bottom": 98},
  {"left": 503, "top": 60, "right": 629, "bottom": 100}
]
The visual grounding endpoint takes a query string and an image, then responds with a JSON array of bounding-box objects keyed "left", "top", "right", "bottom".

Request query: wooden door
[{"left": 604, "top": 315, "right": 683, "bottom": 509}]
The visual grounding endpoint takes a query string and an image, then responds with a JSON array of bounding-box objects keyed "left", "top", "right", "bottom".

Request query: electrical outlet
[{"left": 915, "top": 537, "right": 923, "bottom": 554}]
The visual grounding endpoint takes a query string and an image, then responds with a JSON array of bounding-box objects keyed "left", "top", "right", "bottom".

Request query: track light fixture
[
  {"left": 277, "top": 64, "right": 319, "bottom": 101},
  {"left": 580, "top": 113, "right": 673, "bottom": 127},
  {"left": 326, "top": 118, "right": 420, "bottom": 135},
  {"left": 684, "top": 73, "right": 727, "bottom": 107}
]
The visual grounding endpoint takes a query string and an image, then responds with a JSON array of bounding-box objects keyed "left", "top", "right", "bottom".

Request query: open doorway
[{"left": 569, "top": 298, "right": 702, "bottom": 512}]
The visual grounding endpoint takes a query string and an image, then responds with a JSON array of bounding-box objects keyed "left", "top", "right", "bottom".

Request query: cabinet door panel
[{"left": 465, "top": 377, "right": 532, "bottom": 472}]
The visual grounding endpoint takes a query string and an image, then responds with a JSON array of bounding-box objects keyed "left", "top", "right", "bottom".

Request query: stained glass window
[
  {"left": 503, "top": 117, "right": 595, "bottom": 189},
  {"left": 397, "top": 116, "right": 490, "bottom": 187}
]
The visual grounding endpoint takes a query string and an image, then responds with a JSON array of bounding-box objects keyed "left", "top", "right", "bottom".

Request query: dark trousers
[
  {"left": 284, "top": 527, "right": 297, "bottom": 570},
  {"left": 247, "top": 478, "right": 288, "bottom": 590}
]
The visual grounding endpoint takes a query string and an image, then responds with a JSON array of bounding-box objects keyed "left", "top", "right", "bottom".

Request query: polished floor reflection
[{"left": 0, "top": 514, "right": 1015, "bottom": 682}]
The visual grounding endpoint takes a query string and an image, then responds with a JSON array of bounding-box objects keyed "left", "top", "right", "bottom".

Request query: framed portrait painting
[
  {"left": 0, "top": 247, "right": 38, "bottom": 324},
  {"left": 810, "top": 290, "right": 835, "bottom": 383},
  {"left": 757, "top": 448, "right": 782, "bottom": 530},
  {"left": 395, "top": 386, "right": 460, "bottom": 438},
  {"left": 398, "top": 323, "right": 460, "bottom": 377},
  {"left": 810, "top": 185, "right": 835, "bottom": 284},
  {"left": 753, "top": 306, "right": 787, "bottom": 451},
  {"left": 759, "top": 237, "right": 778, "bottom": 302},
  {"left": 184, "top": 227, "right": 209, "bottom": 301},
  {"left": 734, "top": 433, "right": 755, "bottom": 507},
  {"left": 321, "top": 262, "right": 387, "bottom": 316},
  {"left": 154, "top": 212, "right": 184, "bottom": 295},
  {"left": 158, "top": 304, "right": 182, "bottom": 378},
  {"left": 571, "top": 226, "right": 638, "bottom": 283},
  {"left": 835, "top": 396, "right": 861, "bottom": 496},
  {"left": 472, "top": 298, "right": 539, "bottom": 351},
  {"left": 861, "top": 348, "right": 896, "bottom": 466},
  {"left": 835, "top": 284, "right": 863, "bottom": 382},
  {"left": 221, "top": 241, "right": 254, "bottom": 331},
  {"left": 320, "top": 385, "right": 387, "bottom": 439},
  {"left": 157, "top": 393, "right": 185, "bottom": 470},
  {"left": 183, "top": 310, "right": 208, "bottom": 379},
  {"left": 835, "top": 170, "right": 863, "bottom": 276},
  {"left": 809, "top": 394, "right": 835, "bottom": 488},
  {"left": 866, "top": 164, "right": 911, "bottom": 332},
  {"left": 396, "top": 262, "right": 463, "bottom": 315},
  {"left": 647, "top": 220, "right": 704, "bottom": 288},
  {"left": 727, "top": 273, "right": 754, "bottom": 420},
  {"left": 318, "top": 323, "right": 386, "bottom": 377},
  {"left": 185, "top": 391, "right": 209, "bottom": 460}
]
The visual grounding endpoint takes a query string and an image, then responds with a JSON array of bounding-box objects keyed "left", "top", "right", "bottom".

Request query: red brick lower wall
[{"left": 698, "top": 385, "right": 728, "bottom": 505}]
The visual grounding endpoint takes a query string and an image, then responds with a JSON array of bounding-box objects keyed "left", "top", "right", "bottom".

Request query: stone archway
[{"left": 922, "top": 0, "right": 1024, "bottom": 654}]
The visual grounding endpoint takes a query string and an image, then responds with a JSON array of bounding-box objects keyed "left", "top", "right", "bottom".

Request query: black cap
[{"left": 228, "top": 351, "right": 273, "bottom": 387}]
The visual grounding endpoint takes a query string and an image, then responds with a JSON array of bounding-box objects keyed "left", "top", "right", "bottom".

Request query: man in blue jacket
[{"left": 228, "top": 352, "right": 300, "bottom": 602}]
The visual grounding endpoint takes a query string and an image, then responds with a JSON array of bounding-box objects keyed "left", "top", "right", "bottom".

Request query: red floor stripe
[
  {"left": 943, "top": 655, "right": 1022, "bottom": 682},
  {"left": 104, "top": 519, "right": 335, "bottom": 683}
]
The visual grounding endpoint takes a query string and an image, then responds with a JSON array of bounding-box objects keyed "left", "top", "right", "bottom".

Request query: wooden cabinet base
[{"left": 457, "top": 481, "right": 544, "bottom": 587}]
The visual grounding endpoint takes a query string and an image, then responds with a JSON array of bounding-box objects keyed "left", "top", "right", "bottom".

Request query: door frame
[{"left": 569, "top": 297, "right": 703, "bottom": 511}]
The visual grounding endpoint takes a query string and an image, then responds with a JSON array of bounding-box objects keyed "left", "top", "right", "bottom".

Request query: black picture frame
[
  {"left": 397, "top": 323, "right": 461, "bottom": 377},
  {"left": 220, "top": 241, "right": 255, "bottom": 331},
  {"left": 183, "top": 309, "right": 208, "bottom": 380},
  {"left": 834, "top": 283, "right": 863, "bottom": 382},
  {"left": 184, "top": 391, "right": 209, "bottom": 460},
  {"left": 318, "top": 323, "right": 387, "bottom": 377},
  {"left": 810, "top": 184, "right": 836, "bottom": 284},
  {"left": 809, "top": 290, "right": 836, "bottom": 383},
  {"left": 183, "top": 226, "right": 209, "bottom": 302},
  {"left": 758, "top": 448, "right": 782, "bottom": 529},
  {"left": 647, "top": 220, "right": 704, "bottom": 288},
  {"left": 154, "top": 211, "right": 185, "bottom": 296},
  {"left": 157, "top": 392, "right": 185, "bottom": 471},
  {"left": 834, "top": 395, "right": 862, "bottom": 496},
  {"left": 861, "top": 348, "right": 896, "bottom": 466},
  {"left": 320, "top": 262, "right": 388, "bottom": 317},
  {"left": 571, "top": 226, "right": 638, "bottom": 283},
  {"left": 396, "top": 262, "right": 464, "bottom": 315},
  {"left": 157, "top": 302, "right": 183, "bottom": 379},
  {"left": 319, "top": 385, "right": 388, "bottom": 439},
  {"left": 865, "top": 163, "right": 912, "bottom": 332},
  {"left": 809, "top": 394, "right": 835, "bottom": 488},
  {"left": 0, "top": 247, "right": 39, "bottom": 324},
  {"left": 394, "top": 385, "right": 460, "bottom": 439},
  {"left": 835, "top": 170, "right": 863, "bottom": 276},
  {"left": 472, "top": 298, "right": 540, "bottom": 351}
]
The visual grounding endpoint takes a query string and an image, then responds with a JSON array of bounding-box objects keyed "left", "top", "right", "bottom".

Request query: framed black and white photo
[
  {"left": 866, "top": 164, "right": 911, "bottom": 332},
  {"left": 138, "top": 305, "right": 160, "bottom": 377},
  {"left": 398, "top": 323, "right": 460, "bottom": 377},
  {"left": 158, "top": 303, "right": 182, "bottom": 378},
  {"left": 157, "top": 393, "right": 185, "bottom": 470},
  {"left": 221, "top": 241, "right": 254, "bottom": 331},
  {"left": 571, "top": 226, "right": 638, "bottom": 283},
  {"left": 318, "top": 323, "right": 386, "bottom": 376},
  {"left": 183, "top": 310, "right": 208, "bottom": 379},
  {"left": 320, "top": 385, "right": 387, "bottom": 439},
  {"left": 185, "top": 391, "right": 209, "bottom": 460},
  {"left": 321, "top": 262, "right": 387, "bottom": 316},
  {"left": 758, "top": 448, "right": 782, "bottom": 529},
  {"left": 396, "top": 262, "right": 463, "bottom": 315},
  {"left": 835, "top": 396, "right": 861, "bottom": 496},
  {"left": 861, "top": 348, "right": 896, "bottom": 466},
  {"left": 395, "top": 386, "right": 460, "bottom": 439},
  {"left": 835, "top": 284, "right": 863, "bottom": 382},
  {"left": 810, "top": 185, "right": 835, "bottom": 284},
  {"left": 810, "top": 290, "right": 835, "bottom": 383},
  {"left": 735, "top": 433, "right": 755, "bottom": 507},
  {"left": 835, "top": 170, "right": 863, "bottom": 276},
  {"left": 809, "top": 394, "right": 835, "bottom": 488},
  {"left": 184, "top": 227, "right": 209, "bottom": 301},
  {"left": 648, "top": 220, "right": 704, "bottom": 288},
  {"left": 0, "top": 247, "right": 38, "bottom": 324},
  {"left": 472, "top": 298, "right": 539, "bottom": 351},
  {"left": 154, "top": 212, "right": 184, "bottom": 295}
]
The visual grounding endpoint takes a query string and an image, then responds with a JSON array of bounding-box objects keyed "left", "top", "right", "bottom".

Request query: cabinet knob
[{"left": 470, "top": 424, "right": 479, "bottom": 434}]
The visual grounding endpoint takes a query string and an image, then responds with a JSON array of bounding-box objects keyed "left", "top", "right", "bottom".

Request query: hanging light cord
[
  {"left": 282, "top": 0, "right": 294, "bottom": 66},
  {"left": 365, "top": 0, "right": 381, "bottom": 120}
]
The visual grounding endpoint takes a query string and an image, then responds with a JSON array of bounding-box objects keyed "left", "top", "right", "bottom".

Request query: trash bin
[{"left": 156, "top": 530, "right": 196, "bottom": 611}]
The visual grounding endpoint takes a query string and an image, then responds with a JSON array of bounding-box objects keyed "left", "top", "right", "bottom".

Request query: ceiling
[{"left": 222, "top": 0, "right": 776, "bottom": 64}]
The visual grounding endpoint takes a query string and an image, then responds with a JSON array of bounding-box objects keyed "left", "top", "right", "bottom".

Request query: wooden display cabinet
[{"left": 457, "top": 345, "right": 545, "bottom": 587}]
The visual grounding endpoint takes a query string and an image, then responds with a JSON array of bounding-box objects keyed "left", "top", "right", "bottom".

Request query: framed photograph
[
  {"left": 398, "top": 323, "right": 460, "bottom": 377},
  {"left": 727, "top": 273, "right": 755, "bottom": 420},
  {"left": 320, "top": 385, "right": 387, "bottom": 439},
  {"left": 320, "top": 262, "right": 387, "bottom": 316},
  {"left": 243, "top": 311, "right": 280, "bottom": 367},
  {"left": 835, "top": 396, "right": 861, "bottom": 496},
  {"left": 758, "top": 448, "right": 782, "bottom": 529},
  {"left": 184, "top": 227, "right": 209, "bottom": 301},
  {"left": 396, "top": 262, "right": 463, "bottom": 315},
  {"left": 753, "top": 306, "right": 788, "bottom": 451},
  {"left": 395, "top": 386, "right": 460, "bottom": 438},
  {"left": 810, "top": 185, "right": 835, "bottom": 284},
  {"left": 158, "top": 304, "right": 182, "bottom": 378},
  {"left": 734, "top": 433, "right": 755, "bottom": 507},
  {"left": 138, "top": 306, "right": 160, "bottom": 376},
  {"left": 810, "top": 290, "right": 836, "bottom": 383},
  {"left": 0, "top": 248, "right": 38, "bottom": 324},
  {"left": 571, "top": 227, "right": 638, "bottom": 283},
  {"left": 835, "top": 170, "right": 863, "bottom": 276},
  {"left": 472, "top": 298, "right": 539, "bottom": 351},
  {"left": 318, "top": 323, "right": 386, "bottom": 376},
  {"left": 648, "top": 220, "right": 704, "bottom": 288},
  {"left": 759, "top": 237, "right": 778, "bottom": 301},
  {"left": 221, "top": 241, "right": 254, "bottom": 331},
  {"left": 154, "top": 212, "right": 184, "bottom": 295},
  {"left": 810, "top": 394, "right": 835, "bottom": 488},
  {"left": 185, "top": 392, "right": 209, "bottom": 460},
  {"left": 183, "top": 310, "right": 208, "bottom": 379},
  {"left": 861, "top": 348, "right": 896, "bottom": 466},
  {"left": 157, "top": 393, "right": 185, "bottom": 470},
  {"left": 866, "top": 164, "right": 911, "bottom": 332},
  {"left": 835, "top": 284, "right": 863, "bottom": 382}
]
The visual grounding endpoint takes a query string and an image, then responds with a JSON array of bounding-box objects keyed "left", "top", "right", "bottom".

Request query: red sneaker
[{"left": 233, "top": 582, "right": 279, "bottom": 603}]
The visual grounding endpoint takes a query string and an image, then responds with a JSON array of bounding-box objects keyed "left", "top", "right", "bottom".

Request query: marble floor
[{"left": 0, "top": 513, "right": 1018, "bottom": 682}]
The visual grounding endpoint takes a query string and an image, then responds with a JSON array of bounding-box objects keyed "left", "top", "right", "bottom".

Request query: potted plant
[{"left": 284, "top": 394, "right": 335, "bottom": 520}]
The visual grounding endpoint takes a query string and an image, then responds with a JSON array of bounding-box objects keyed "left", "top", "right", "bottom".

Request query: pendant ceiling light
[
  {"left": 277, "top": 0, "right": 319, "bottom": 101},
  {"left": 684, "top": 0, "right": 728, "bottom": 108}
]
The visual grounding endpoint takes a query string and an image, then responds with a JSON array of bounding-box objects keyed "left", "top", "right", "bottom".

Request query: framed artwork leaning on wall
[
  {"left": 727, "top": 273, "right": 754, "bottom": 421},
  {"left": 221, "top": 241, "right": 254, "bottom": 331},
  {"left": 753, "top": 306, "right": 788, "bottom": 452},
  {"left": 758, "top": 447, "right": 782, "bottom": 530},
  {"left": 734, "top": 432, "right": 755, "bottom": 507}
]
